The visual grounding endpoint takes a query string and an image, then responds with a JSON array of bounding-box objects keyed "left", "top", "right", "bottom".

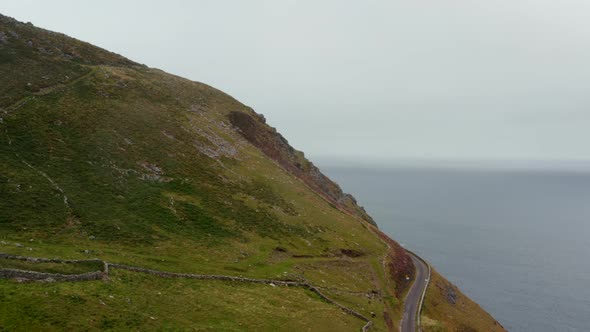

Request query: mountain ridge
[{"left": 0, "top": 12, "right": 374, "bottom": 227}]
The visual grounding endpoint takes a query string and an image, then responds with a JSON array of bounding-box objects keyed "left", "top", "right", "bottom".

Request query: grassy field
[{"left": 0, "top": 269, "right": 365, "bottom": 331}]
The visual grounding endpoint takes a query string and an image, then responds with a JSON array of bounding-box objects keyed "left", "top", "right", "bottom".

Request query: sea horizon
[
  {"left": 315, "top": 157, "right": 590, "bottom": 174},
  {"left": 322, "top": 162, "right": 590, "bottom": 331}
]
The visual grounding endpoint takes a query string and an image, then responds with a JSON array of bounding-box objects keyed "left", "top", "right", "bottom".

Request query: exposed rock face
[
  {"left": 0, "top": 31, "right": 8, "bottom": 44},
  {"left": 228, "top": 109, "right": 376, "bottom": 226},
  {"left": 445, "top": 285, "right": 458, "bottom": 304}
]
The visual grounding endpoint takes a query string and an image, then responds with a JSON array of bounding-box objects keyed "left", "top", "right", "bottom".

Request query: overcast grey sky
[{"left": 4, "top": 1, "right": 590, "bottom": 164}]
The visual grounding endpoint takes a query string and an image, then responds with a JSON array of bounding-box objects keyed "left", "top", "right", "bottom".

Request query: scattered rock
[
  {"left": 89, "top": 235, "right": 96, "bottom": 240},
  {"left": 188, "top": 104, "right": 205, "bottom": 113},
  {"left": 139, "top": 162, "right": 171, "bottom": 182},
  {"left": 37, "top": 47, "right": 52, "bottom": 55},
  {"left": 15, "top": 243, "right": 24, "bottom": 247},
  {"left": 161, "top": 131, "right": 175, "bottom": 140},
  {"left": 445, "top": 285, "right": 458, "bottom": 304},
  {"left": 0, "top": 31, "right": 7, "bottom": 44}
]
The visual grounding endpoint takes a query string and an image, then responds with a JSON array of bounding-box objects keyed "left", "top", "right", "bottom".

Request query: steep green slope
[
  {"left": 421, "top": 269, "right": 506, "bottom": 332},
  {"left": 0, "top": 14, "right": 502, "bottom": 331}
]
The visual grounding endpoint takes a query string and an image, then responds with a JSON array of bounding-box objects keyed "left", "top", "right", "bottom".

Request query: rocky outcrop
[
  {"left": 443, "top": 284, "right": 458, "bottom": 305},
  {"left": 228, "top": 109, "right": 376, "bottom": 225}
]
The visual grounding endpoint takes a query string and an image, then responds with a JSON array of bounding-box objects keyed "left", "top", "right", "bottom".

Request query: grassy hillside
[
  {"left": 421, "top": 269, "right": 506, "bottom": 332},
  {"left": 0, "top": 13, "right": 502, "bottom": 331}
]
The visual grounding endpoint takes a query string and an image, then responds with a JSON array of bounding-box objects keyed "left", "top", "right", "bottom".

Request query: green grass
[
  {"left": 0, "top": 269, "right": 363, "bottom": 331},
  {"left": 421, "top": 269, "right": 505, "bottom": 332}
]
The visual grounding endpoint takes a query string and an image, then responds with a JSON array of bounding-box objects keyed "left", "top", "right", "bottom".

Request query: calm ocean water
[{"left": 324, "top": 166, "right": 590, "bottom": 332}]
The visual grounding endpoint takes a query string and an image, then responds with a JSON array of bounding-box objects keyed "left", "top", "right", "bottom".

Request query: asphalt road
[{"left": 400, "top": 252, "right": 429, "bottom": 332}]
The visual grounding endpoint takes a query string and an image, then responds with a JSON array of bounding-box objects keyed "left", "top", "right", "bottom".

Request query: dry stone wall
[
  {"left": 0, "top": 268, "right": 104, "bottom": 282},
  {"left": 0, "top": 252, "right": 373, "bottom": 331}
]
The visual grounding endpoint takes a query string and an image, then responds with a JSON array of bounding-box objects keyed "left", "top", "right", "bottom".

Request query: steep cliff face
[{"left": 228, "top": 110, "right": 376, "bottom": 225}]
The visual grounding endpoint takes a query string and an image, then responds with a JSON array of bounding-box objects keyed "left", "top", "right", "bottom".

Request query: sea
[{"left": 323, "top": 164, "right": 590, "bottom": 332}]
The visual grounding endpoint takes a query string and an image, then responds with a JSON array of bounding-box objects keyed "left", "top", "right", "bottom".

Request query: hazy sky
[{"left": 4, "top": 1, "right": 590, "bottom": 163}]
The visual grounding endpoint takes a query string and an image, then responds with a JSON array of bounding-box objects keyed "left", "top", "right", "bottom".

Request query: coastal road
[{"left": 400, "top": 251, "right": 430, "bottom": 332}]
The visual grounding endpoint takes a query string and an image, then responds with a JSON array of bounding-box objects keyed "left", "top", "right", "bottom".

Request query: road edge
[{"left": 405, "top": 249, "right": 431, "bottom": 332}]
